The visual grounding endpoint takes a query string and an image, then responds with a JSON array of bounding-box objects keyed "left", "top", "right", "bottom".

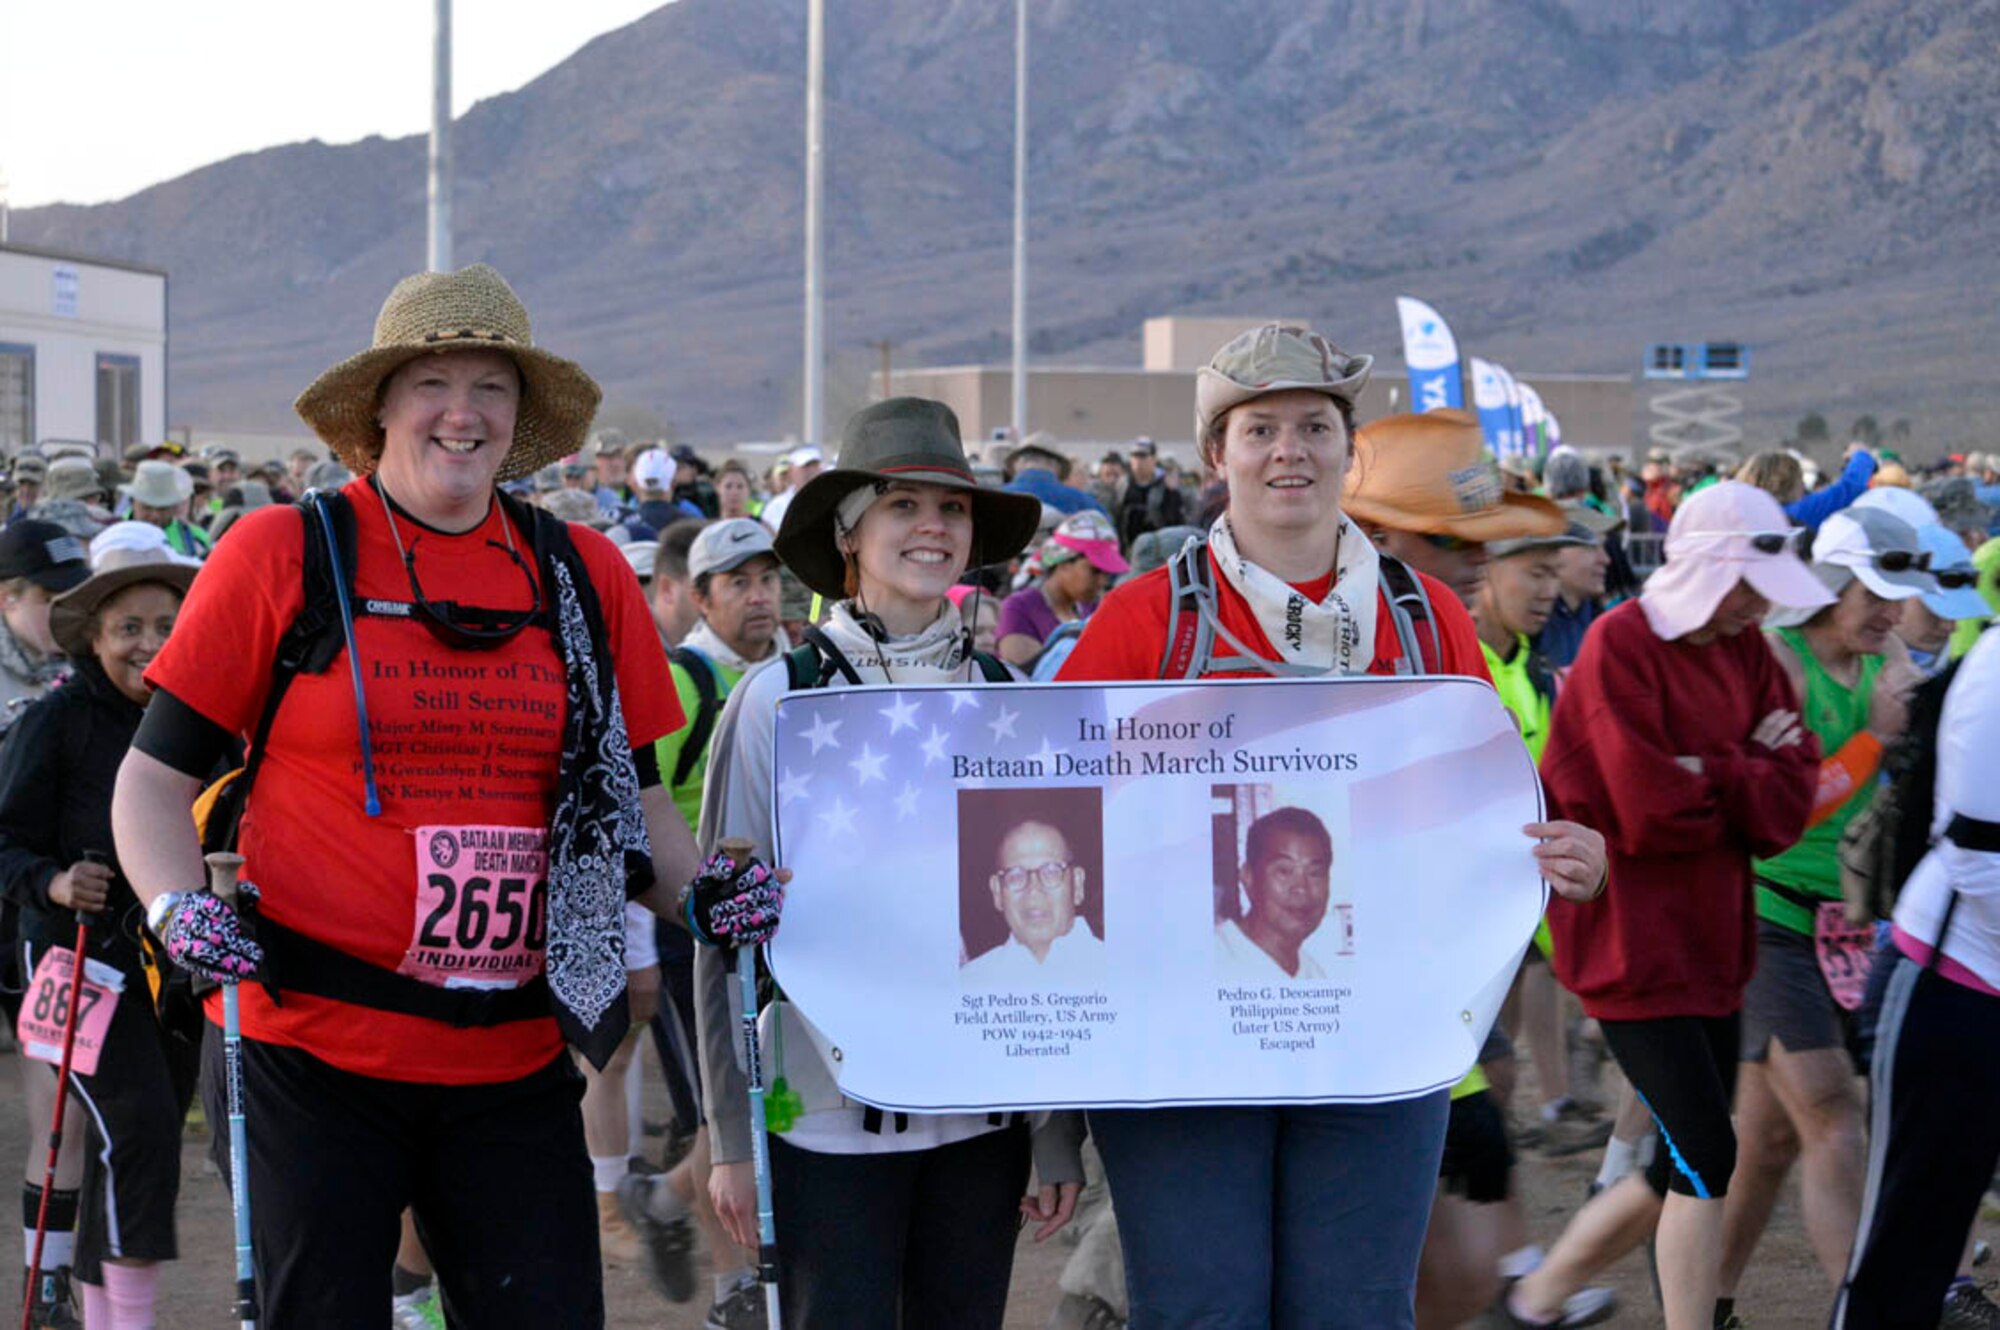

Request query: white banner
[{"left": 767, "top": 677, "right": 1545, "bottom": 1111}]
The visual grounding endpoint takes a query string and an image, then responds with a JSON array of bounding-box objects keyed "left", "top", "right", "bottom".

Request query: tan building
[{"left": 887, "top": 315, "right": 1636, "bottom": 469}]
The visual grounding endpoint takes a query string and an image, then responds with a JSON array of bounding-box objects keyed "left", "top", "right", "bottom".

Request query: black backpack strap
[
  {"left": 971, "top": 650, "right": 1011, "bottom": 683},
  {"left": 667, "top": 647, "right": 722, "bottom": 790},
  {"left": 207, "top": 491, "right": 354, "bottom": 853},
  {"left": 794, "top": 625, "right": 863, "bottom": 688},
  {"left": 1524, "top": 647, "right": 1558, "bottom": 706},
  {"left": 1377, "top": 553, "right": 1441, "bottom": 676}
]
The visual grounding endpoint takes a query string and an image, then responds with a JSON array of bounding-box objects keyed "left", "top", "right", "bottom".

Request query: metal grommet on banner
[
  {"left": 831, "top": 1047, "right": 843, "bottom": 1062},
  {"left": 1460, "top": 1011, "right": 1473, "bottom": 1023}
]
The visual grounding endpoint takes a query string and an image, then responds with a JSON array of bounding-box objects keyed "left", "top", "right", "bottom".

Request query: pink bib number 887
[{"left": 399, "top": 825, "right": 548, "bottom": 988}]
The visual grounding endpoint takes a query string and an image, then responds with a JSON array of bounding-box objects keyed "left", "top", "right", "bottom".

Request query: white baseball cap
[
  {"left": 1812, "top": 507, "right": 1933, "bottom": 601},
  {"left": 631, "top": 448, "right": 674, "bottom": 492}
]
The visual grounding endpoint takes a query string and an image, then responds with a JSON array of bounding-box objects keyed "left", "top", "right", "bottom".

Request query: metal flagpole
[
  {"left": 428, "top": 0, "right": 453, "bottom": 273},
  {"left": 1010, "top": 0, "right": 1028, "bottom": 440},
  {"left": 803, "top": 0, "right": 826, "bottom": 448}
]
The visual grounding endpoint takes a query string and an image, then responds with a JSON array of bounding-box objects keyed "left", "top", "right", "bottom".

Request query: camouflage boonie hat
[{"left": 1194, "top": 323, "right": 1373, "bottom": 447}]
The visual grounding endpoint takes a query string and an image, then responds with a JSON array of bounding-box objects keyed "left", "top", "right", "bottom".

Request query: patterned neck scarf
[
  {"left": 1207, "top": 514, "right": 1379, "bottom": 674},
  {"left": 539, "top": 525, "right": 652, "bottom": 1070}
]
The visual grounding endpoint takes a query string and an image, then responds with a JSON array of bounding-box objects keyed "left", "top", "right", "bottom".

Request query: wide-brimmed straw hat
[
  {"left": 50, "top": 546, "right": 197, "bottom": 659},
  {"left": 774, "top": 397, "right": 1042, "bottom": 600},
  {"left": 293, "top": 264, "right": 602, "bottom": 483},
  {"left": 1345, "top": 410, "right": 1566, "bottom": 543}
]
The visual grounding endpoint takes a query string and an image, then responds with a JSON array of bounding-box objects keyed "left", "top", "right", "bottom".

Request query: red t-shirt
[
  {"left": 146, "top": 478, "right": 680, "bottom": 1084},
  {"left": 1055, "top": 550, "right": 1491, "bottom": 683}
]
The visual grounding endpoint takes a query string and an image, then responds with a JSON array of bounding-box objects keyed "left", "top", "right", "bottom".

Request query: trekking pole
[
  {"left": 718, "top": 839, "right": 782, "bottom": 1328},
  {"left": 20, "top": 850, "right": 99, "bottom": 1330},
  {"left": 205, "top": 852, "right": 258, "bottom": 1330}
]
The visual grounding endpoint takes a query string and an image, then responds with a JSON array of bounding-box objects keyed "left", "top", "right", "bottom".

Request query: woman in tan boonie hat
[
  {"left": 293, "top": 263, "right": 601, "bottom": 485},
  {"left": 1053, "top": 323, "right": 1608, "bottom": 1330}
]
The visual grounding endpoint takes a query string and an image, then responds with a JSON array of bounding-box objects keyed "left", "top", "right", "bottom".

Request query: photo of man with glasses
[{"left": 958, "top": 790, "right": 1105, "bottom": 989}]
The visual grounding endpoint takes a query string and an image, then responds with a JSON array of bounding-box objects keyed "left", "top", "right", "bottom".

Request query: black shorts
[
  {"left": 201, "top": 1027, "right": 601, "bottom": 1328},
  {"left": 1438, "top": 1089, "right": 1513, "bottom": 1203},
  {"left": 1600, "top": 1013, "right": 1739, "bottom": 1199},
  {"left": 22, "top": 939, "right": 200, "bottom": 1284},
  {"left": 1741, "top": 920, "right": 1859, "bottom": 1064}
]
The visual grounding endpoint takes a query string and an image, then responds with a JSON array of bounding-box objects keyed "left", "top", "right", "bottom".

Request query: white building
[{"left": 0, "top": 243, "right": 167, "bottom": 458}]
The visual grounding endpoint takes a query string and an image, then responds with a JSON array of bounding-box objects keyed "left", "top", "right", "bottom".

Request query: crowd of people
[{"left": 0, "top": 263, "right": 1989, "bottom": 1330}]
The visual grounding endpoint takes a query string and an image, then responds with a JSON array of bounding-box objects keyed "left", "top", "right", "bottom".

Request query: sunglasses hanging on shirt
[{"left": 372, "top": 480, "right": 543, "bottom": 651}]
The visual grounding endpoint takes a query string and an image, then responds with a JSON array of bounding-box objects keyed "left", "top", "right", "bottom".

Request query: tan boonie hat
[
  {"left": 294, "top": 264, "right": 602, "bottom": 483},
  {"left": 119, "top": 459, "right": 194, "bottom": 509},
  {"left": 44, "top": 456, "right": 107, "bottom": 505},
  {"left": 1345, "top": 410, "right": 1566, "bottom": 543},
  {"left": 1194, "top": 323, "right": 1373, "bottom": 452}
]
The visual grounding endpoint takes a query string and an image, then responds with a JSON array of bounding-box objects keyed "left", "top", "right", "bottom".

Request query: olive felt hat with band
[{"left": 774, "top": 397, "right": 1043, "bottom": 600}]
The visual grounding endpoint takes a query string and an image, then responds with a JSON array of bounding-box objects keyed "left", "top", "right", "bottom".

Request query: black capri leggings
[{"left": 1599, "top": 1013, "right": 1739, "bottom": 1199}]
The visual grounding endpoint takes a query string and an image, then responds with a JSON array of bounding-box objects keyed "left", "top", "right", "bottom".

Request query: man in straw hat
[
  {"left": 1344, "top": 408, "right": 1568, "bottom": 611},
  {"left": 1507, "top": 482, "right": 1833, "bottom": 1330},
  {"left": 109, "top": 264, "right": 775, "bottom": 1326}
]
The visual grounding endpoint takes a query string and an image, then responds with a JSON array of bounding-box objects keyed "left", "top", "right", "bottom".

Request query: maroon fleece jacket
[{"left": 1543, "top": 601, "right": 1817, "bottom": 1021}]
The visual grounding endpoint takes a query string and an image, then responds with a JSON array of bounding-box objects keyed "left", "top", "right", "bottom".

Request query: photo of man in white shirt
[
  {"left": 961, "top": 813, "right": 1105, "bottom": 988},
  {"left": 1215, "top": 806, "right": 1335, "bottom": 982}
]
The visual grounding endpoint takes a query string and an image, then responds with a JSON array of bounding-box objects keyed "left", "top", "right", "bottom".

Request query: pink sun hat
[
  {"left": 1639, "top": 481, "right": 1835, "bottom": 641},
  {"left": 1041, "top": 510, "right": 1129, "bottom": 575}
]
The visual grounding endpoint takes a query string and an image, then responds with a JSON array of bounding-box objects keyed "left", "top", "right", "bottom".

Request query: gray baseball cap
[{"left": 687, "top": 518, "right": 776, "bottom": 581}]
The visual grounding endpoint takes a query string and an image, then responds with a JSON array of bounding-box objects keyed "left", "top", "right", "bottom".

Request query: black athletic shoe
[{"left": 23, "top": 1266, "right": 80, "bottom": 1330}]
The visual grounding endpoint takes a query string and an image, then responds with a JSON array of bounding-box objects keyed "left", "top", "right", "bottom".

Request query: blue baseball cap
[{"left": 1917, "top": 526, "right": 1989, "bottom": 621}]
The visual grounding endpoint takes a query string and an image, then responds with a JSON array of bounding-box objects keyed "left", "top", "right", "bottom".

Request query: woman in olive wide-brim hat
[
  {"left": 108, "top": 265, "right": 713, "bottom": 1327},
  {"left": 693, "top": 397, "right": 1085, "bottom": 1329}
]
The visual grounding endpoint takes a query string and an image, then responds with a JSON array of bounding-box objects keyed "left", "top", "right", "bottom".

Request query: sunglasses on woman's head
[
  {"left": 1931, "top": 567, "right": 1976, "bottom": 590},
  {"left": 1744, "top": 529, "right": 1808, "bottom": 556},
  {"left": 1871, "top": 549, "right": 1931, "bottom": 574}
]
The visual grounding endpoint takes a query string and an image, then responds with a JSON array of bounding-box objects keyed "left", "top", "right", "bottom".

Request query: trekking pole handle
[{"left": 205, "top": 852, "right": 246, "bottom": 909}]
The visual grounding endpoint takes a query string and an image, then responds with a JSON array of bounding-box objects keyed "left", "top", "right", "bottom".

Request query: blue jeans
[{"left": 1090, "top": 1093, "right": 1450, "bottom": 1330}]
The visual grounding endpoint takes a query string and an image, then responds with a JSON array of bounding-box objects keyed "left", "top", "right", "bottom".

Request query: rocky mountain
[{"left": 15, "top": 0, "right": 1999, "bottom": 453}]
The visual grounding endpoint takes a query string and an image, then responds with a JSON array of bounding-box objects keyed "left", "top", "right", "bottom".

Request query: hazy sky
[{"left": 1, "top": 1, "right": 669, "bottom": 208}]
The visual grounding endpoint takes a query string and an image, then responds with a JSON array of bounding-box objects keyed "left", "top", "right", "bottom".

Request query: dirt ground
[{"left": 3, "top": 1039, "right": 1991, "bottom": 1328}]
